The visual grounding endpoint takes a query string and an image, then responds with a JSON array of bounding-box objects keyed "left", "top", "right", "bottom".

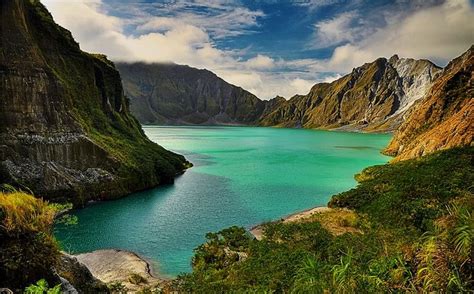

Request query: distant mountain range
[
  {"left": 117, "top": 55, "right": 441, "bottom": 132},
  {"left": 258, "top": 55, "right": 441, "bottom": 132},
  {"left": 118, "top": 47, "right": 472, "bottom": 159},
  {"left": 116, "top": 63, "right": 269, "bottom": 125}
]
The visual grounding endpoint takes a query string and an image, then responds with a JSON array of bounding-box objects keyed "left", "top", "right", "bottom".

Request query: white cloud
[
  {"left": 122, "top": 1, "right": 265, "bottom": 39},
  {"left": 244, "top": 55, "right": 275, "bottom": 70},
  {"left": 41, "top": 0, "right": 319, "bottom": 99},
  {"left": 326, "top": 0, "right": 474, "bottom": 71},
  {"left": 290, "top": 79, "right": 316, "bottom": 93},
  {"left": 313, "top": 12, "right": 369, "bottom": 48},
  {"left": 218, "top": 70, "right": 317, "bottom": 99},
  {"left": 42, "top": 0, "right": 132, "bottom": 58},
  {"left": 292, "top": 0, "right": 344, "bottom": 10},
  {"left": 321, "top": 74, "right": 343, "bottom": 83},
  {"left": 40, "top": 0, "right": 473, "bottom": 100}
]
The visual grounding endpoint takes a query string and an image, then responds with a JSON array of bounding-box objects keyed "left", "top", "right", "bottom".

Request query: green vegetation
[
  {"left": 25, "top": 279, "right": 61, "bottom": 294},
  {"left": 175, "top": 147, "right": 473, "bottom": 293},
  {"left": 0, "top": 192, "right": 61, "bottom": 291},
  {"left": 29, "top": 0, "right": 188, "bottom": 178},
  {"left": 329, "top": 147, "right": 473, "bottom": 234}
]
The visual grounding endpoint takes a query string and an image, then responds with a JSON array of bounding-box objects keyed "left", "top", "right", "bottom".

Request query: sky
[{"left": 42, "top": 0, "right": 474, "bottom": 99}]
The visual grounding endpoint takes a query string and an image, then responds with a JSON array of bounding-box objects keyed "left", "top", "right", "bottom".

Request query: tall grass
[
  {"left": 0, "top": 192, "right": 61, "bottom": 290},
  {"left": 0, "top": 192, "right": 56, "bottom": 235}
]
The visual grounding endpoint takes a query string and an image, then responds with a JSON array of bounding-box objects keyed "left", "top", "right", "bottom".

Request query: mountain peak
[
  {"left": 385, "top": 45, "right": 474, "bottom": 160},
  {"left": 389, "top": 54, "right": 400, "bottom": 63},
  {"left": 258, "top": 54, "right": 441, "bottom": 131}
]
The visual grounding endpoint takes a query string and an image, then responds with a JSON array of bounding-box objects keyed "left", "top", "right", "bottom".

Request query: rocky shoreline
[
  {"left": 74, "top": 249, "right": 163, "bottom": 292},
  {"left": 54, "top": 202, "right": 171, "bottom": 291},
  {"left": 64, "top": 207, "right": 340, "bottom": 292}
]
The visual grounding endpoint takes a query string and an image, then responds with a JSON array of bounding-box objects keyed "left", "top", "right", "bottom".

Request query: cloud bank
[
  {"left": 321, "top": 0, "right": 474, "bottom": 71},
  {"left": 42, "top": 0, "right": 320, "bottom": 99},
  {"left": 42, "top": 0, "right": 473, "bottom": 99}
]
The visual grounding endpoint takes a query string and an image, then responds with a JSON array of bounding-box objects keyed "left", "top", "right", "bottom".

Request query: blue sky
[{"left": 44, "top": 0, "right": 474, "bottom": 98}]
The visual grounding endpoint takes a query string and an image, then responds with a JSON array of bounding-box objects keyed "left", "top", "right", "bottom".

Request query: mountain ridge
[
  {"left": 258, "top": 55, "right": 441, "bottom": 132},
  {"left": 116, "top": 62, "right": 267, "bottom": 125},
  {"left": 119, "top": 55, "right": 441, "bottom": 133}
]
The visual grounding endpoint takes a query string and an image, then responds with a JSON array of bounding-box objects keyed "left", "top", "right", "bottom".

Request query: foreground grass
[
  {"left": 0, "top": 191, "right": 61, "bottom": 291},
  {"left": 174, "top": 147, "right": 473, "bottom": 293}
]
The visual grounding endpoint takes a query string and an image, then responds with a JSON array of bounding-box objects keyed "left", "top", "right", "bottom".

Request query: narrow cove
[{"left": 55, "top": 126, "right": 391, "bottom": 276}]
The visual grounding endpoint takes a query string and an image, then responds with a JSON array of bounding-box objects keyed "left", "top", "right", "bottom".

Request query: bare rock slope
[
  {"left": 385, "top": 46, "right": 474, "bottom": 160},
  {"left": 258, "top": 56, "right": 441, "bottom": 132}
]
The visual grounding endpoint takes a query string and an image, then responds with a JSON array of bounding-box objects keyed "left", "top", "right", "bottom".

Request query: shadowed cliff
[
  {"left": 0, "top": 0, "right": 188, "bottom": 206},
  {"left": 116, "top": 62, "right": 269, "bottom": 125}
]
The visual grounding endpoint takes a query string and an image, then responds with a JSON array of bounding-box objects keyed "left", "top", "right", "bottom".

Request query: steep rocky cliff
[
  {"left": 0, "top": 0, "right": 188, "bottom": 206},
  {"left": 259, "top": 56, "right": 441, "bottom": 132},
  {"left": 117, "top": 62, "right": 266, "bottom": 125},
  {"left": 384, "top": 46, "right": 474, "bottom": 160}
]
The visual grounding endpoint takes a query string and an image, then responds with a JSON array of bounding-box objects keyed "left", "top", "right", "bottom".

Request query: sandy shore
[
  {"left": 250, "top": 206, "right": 333, "bottom": 240},
  {"left": 282, "top": 206, "right": 333, "bottom": 223},
  {"left": 75, "top": 249, "right": 162, "bottom": 292}
]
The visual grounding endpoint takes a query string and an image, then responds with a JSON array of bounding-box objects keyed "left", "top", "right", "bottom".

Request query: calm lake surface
[{"left": 55, "top": 126, "right": 391, "bottom": 276}]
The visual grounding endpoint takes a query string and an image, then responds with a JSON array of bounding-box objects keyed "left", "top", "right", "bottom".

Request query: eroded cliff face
[
  {"left": 0, "top": 0, "right": 188, "bottom": 205},
  {"left": 117, "top": 62, "right": 266, "bottom": 125},
  {"left": 384, "top": 46, "right": 474, "bottom": 160},
  {"left": 258, "top": 56, "right": 441, "bottom": 132}
]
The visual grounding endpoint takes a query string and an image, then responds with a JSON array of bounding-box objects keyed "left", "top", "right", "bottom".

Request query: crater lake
[{"left": 56, "top": 126, "right": 391, "bottom": 276}]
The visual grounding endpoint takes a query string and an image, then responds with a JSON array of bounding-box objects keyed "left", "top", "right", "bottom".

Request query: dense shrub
[{"left": 0, "top": 192, "right": 61, "bottom": 291}]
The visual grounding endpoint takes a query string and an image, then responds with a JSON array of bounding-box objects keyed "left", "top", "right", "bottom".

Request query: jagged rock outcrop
[
  {"left": 258, "top": 56, "right": 441, "bottom": 132},
  {"left": 57, "top": 253, "right": 109, "bottom": 293},
  {"left": 0, "top": 0, "right": 188, "bottom": 205},
  {"left": 117, "top": 62, "right": 266, "bottom": 125},
  {"left": 74, "top": 249, "right": 161, "bottom": 292},
  {"left": 384, "top": 46, "right": 474, "bottom": 160}
]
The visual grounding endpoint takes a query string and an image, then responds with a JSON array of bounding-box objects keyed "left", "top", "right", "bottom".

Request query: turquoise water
[{"left": 55, "top": 126, "right": 391, "bottom": 276}]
